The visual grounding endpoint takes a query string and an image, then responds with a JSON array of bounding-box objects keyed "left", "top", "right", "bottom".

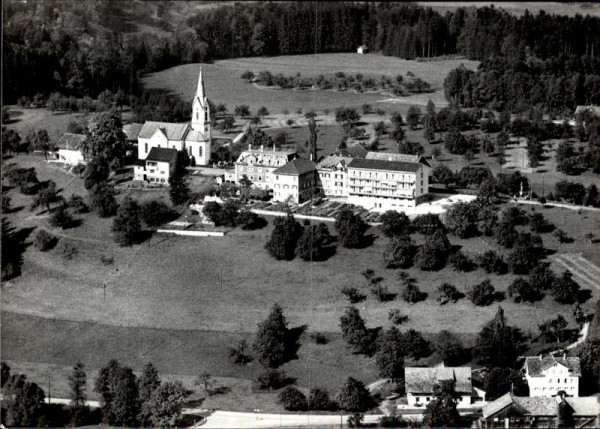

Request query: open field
[
  {"left": 143, "top": 54, "right": 479, "bottom": 114},
  {"left": 419, "top": 2, "right": 600, "bottom": 17}
]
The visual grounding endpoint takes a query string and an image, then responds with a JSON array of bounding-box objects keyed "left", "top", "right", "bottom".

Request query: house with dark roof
[
  {"left": 404, "top": 364, "right": 483, "bottom": 408},
  {"left": 134, "top": 147, "right": 178, "bottom": 185},
  {"left": 481, "top": 392, "right": 599, "bottom": 428},
  {"left": 136, "top": 68, "right": 211, "bottom": 173},
  {"left": 233, "top": 144, "right": 298, "bottom": 189},
  {"left": 272, "top": 157, "right": 317, "bottom": 204},
  {"left": 346, "top": 152, "right": 430, "bottom": 210},
  {"left": 53, "top": 133, "right": 86, "bottom": 165},
  {"left": 523, "top": 354, "right": 581, "bottom": 397}
]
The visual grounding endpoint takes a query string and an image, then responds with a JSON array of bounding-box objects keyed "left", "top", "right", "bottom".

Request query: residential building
[
  {"left": 232, "top": 145, "right": 298, "bottom": 189},
  {"left": 316, "top": 155, "right": 353, "bottom": 197},
  {"left": 53, "top": 133, "right": 86, "bottom": 165},
  {"left": 134, "top": 147, "right": 177, "bottom": 184},
  {"left": 481, "top": 392, "right": 600, "bottom": 428},
  {"left": 523, "top": 354, "right": 581, "bottom": 397},
  {"left": 136, "top": 67, "right": 211, "bottom": 182},
  {"left": 272, "top": 158, "right": 317, "bottom": 204},
  {"left": 346, "top": 154, "right": 430, "bottom": 211},
  {"left": 405, "top": 364, "right": 483, "bottom": 407}
]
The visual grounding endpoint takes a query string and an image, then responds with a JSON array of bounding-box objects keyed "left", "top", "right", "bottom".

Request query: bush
[
  {"left": 309, "top": 388, "right": 336, "bottom": 411},
  {"left": 279, "top": 386, "right": 307, "bottom": 411},
  {"left": 388, "top": 309, "right": 409, "bottom": 325},
  {"left": 437, "top": 283, "right": 462, "bottom": 304},
  {"left": 236, "top": 209, "right": 267, "bottom": 230},
  {"left": 379, "top": 415, "right": 408, "bottom": 428},
  {"left": 72, "top": 164, "right": 86, "bottom": 175},
  {"left": 479, "top": 251, "right": 507, "bottom": 274},
  {"left": 401, "top": 283, "right": 427, "bottom": 303},
  {"left": 310, "top": 332, "right": 329, "bottom": 344},
  {"left": 467, "top": 280, "right": 496, "bottom": 306},
  {"left": 254, "top": 369, "right": 288, "bottom": 390},
  {"left": 67, "top": 195, "right": 88, "bottom": 214},
  {"left": 141, "top": 200, "right": 176, "bottom": 227},
  {"left": 50, "top": 204, "right": 75, "bottom": 228},
  {"left": 34, "top": 229, "right": 57, "bottom": 251},
  {"left": 449, "top": 251, "right": 474, "bottom": 272},
  {"left": 60, "top": 242, "right": 78, "bottom": 260},
  {"left": 341, "top": 287, "right": 366, "bottom": 304},
  {"left": 100, "top": 254, "right": 114, "bottom": 265}
]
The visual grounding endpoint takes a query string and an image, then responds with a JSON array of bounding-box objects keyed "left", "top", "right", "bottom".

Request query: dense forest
[{"left": 3, "top": 1, "right": 600, "bottom": 113}]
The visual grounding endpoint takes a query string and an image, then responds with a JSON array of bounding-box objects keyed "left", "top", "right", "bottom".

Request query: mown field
[
  {"left": 143, "top": 54, "right": 479, "bottom": 114},
  {"left": 420, "top": 2, "right": 600, "bottom": 17}
]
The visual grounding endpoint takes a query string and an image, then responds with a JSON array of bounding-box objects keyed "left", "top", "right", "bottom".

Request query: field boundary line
[{"left": 550, "top": 254, "right": 600, "bottom": 291}]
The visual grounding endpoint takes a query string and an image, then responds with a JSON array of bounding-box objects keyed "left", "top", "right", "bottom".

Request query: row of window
[
  {"left": 319, "top": 173, "right": 344, "bottom": 179},
  {"left": 143, "top": 143, "right": 203, "bottom": 157},
  {"left": 350, "top": 170, "right": 415, "bottom": 180},
  {"left": 148, "top": 177, "right": 166, "bottom": 183}
]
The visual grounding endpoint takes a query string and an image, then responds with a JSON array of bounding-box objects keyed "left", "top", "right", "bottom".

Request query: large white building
[
  {"left": 316, "top": 155, "right": 353, "bottom": 197},
  {"left": 523, "top": 355, "right": 581, "bottom": 397},
  {"left": 345, "top": 153, "right": 430, "bottom": 211},
  {"left": 230, "top": 145, "right": 298, "bottom": 189},
  {"left": 134, "top": 68, "right": 211, "bottom": 183}
]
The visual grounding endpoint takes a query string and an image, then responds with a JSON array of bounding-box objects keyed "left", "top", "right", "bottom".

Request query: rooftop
[
  {"left": 317, "top": 155, "right": 354, "bottom": 170},
  {"left": 146, "top": 147, "right": 178, "bottom": 163},
  {"left": 273, "top": 157, "right": 316, "bottom": 176},
  {"left": 332, "top": 144, "right": 368, "bottom": 159},
  {"left": 366, "top": 152, "right": 430, "bottom": 167},
  {"left": 483, "top": 393, "right": 600, "bottom": 419},
  {"left": 524, "top": 355, "right": 581, "bottom": 377},
  {"left": 139, "top": 121, "right": 189, "bottom": 141},
  {"left": 56, "top": 133, "right": 86, "bottom": 151},
  {"left": 123, "top": 123, "right": 144, "bottom": 141},
  {"left": 347, "top": 158, "right": 422, "bottom": 173},
  {"left": 236, "top": 148, "right": 297, "bottom": 167},
  {"left": 405, "top": 367, "right": 473, "bottom": 394}
]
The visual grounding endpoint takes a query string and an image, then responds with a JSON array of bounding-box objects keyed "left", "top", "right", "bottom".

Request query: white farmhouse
[
  {"left": 405, "top": 365, "right": 483, "bottom": 407},
  {"left": 53, "top": 133, "right": 86, "bottom": 165},
  {"left": 135, "top": 67, "right": 211, "bottom": 184},
  {"left": 523, "top": 355, "right": 581, "bottom": 397}
]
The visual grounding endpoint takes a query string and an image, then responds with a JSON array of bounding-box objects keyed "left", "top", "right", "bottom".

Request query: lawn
[
  {"left": 3, "top": 153, "right": 599, "bottom": 411},
  {"left": 142, "top": 54, "right": 479, "bottom": 114}
]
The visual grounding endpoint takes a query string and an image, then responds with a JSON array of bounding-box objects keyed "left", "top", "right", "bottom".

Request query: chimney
[{"left": 563, "top": 352, "right": 566, "bottom": 359}]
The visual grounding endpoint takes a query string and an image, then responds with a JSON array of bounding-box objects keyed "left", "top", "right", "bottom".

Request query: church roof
[
  {"left": 184, "top": 129, "right": 208, "bottom": 142},
  {"left": 139, "top": 122, "right": 189, "bottom": 141},
  {"left": 404, "top": 367, "right": 473, "bottom": 394},
  {"left": 273, "top": 158, "right": 316, "bottom": 175},
  {"left": 146, "top": 147, "right": 178, "bottom": 163},
  {"left": 524, "top": 356, "right": 581, "bottom": 377},
  {"left": 56, "top": 133, "right": 86, "bottom": 151}
]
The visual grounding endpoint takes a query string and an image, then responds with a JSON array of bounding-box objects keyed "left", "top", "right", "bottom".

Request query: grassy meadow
[{"left": 143, "top": 54, "right": 479, "bottom": 114}]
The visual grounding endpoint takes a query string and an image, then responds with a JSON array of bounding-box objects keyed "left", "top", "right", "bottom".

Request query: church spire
[{"left": 196, "top": 67, "right": 205, "bottom": 103}]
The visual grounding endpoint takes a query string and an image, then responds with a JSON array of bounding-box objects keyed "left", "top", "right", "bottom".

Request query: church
[{"left": 134, "top": 68, "right": 211, "bottom": 184}]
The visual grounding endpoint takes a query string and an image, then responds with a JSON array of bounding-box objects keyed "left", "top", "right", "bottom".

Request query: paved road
[{"left": 190, "top": 410, "right": 383, "bottom": 428}]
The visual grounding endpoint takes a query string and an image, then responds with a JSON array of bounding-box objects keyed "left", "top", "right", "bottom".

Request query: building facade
[
  {"left": 523, "top": 355, "right": 581, "bottom": 397},
  {"left": 53, "top": 133, "right": 86, "bottom": 165},
  {"left": 134, "top": 147, "right": 177, "bottom": 184},
  {"left": 316, "top": 155, "right": 353, "bottom": 197},
  {"left": 232, "top": 145, "right": 298, "bottom": 189},
  {"left": 405, "top": 365, "right": 482, "bottom": 408},
  {"left": 135, "top": 68, "right": 211, "bottom": 185},
  {"left": 272, "top": 158, "right": 317, "bottom": 204},
  {"left": 346, "top": 155, "right": 430, "bottom": 211}
]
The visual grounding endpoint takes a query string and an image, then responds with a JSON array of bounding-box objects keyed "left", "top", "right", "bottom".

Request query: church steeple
[{"left": 191, "top": 67, "right": 210, "bottom": 136}]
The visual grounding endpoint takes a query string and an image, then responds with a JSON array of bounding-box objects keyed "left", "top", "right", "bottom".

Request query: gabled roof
[
  {"left": 317, "top": 155, "right": 353, "bottom": 170},
  {"left": 236, "top": 149, "right": 297, "bottom": 167},
  {"left": 139, "top": 121, "right": 189, "bottom": 141},
  {"left": 332, "top": 144, "right": 368, "bottom": 159},
  {"left": 347, "top": 158, "right": 422, "bottom": 173},
  {"left": 123, "top": 123, "right": 144, "bottom": 141},
  {"left": 146, "top": 147, "right": 178, "bottom": 163},
  {"left": 483, "top": 394, "right": 600, "bottom": 419},
  {"left": 524, "top": 356, "right": 581, "bottom": 377},
  {"left": 366, "top": 151, "right": 431, "bottom": 167},
  {"left": 273, "top": 158, "right": 316, "bottom": 176},
  {"left": 184, "top": 129, "right": 208, "bottom": 142},
  {"left": 56, "top": 133, "right": 86, "bottom": 151},
  {"left": 405, "top": 367, "right": 473, "bottom": 394}
]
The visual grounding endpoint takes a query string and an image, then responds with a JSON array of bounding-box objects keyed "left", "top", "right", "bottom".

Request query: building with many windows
[
  {"left": 523, "top": 355, "right": 581, "bottom": 397},
  {"left": 134, "top": 147, "right": 178, "bottom": 184},
  {"left": 231, "top": 145, "right": 298, "bottom": 189},
  {"left": 272, "top": 158, "right": 317, "bottom": 204},
  {"left": 345, "top": 153, "right": 430, "bottom": 211},
  {"left": 316, "top": 155, "right": 353, "bottom": 197}
]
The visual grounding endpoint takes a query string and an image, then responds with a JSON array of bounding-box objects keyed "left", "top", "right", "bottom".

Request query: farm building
[
  {"left": 136, "top": 67, "right": 211, "bottom": 181},
  {"left": 523, "top": 354, "right": 581, "bottom": 397},
  {"left": 357, "top": 45, "right": 369, "bottom": 54},
  {"left": 405, "top": 364, "right": 484, "bottom": 408},
  {"left": 53, "top": 133, "right": 86, "bottom": 165},
  {"left": 481, "top": 392, "right": 599, "bottom": 428}
]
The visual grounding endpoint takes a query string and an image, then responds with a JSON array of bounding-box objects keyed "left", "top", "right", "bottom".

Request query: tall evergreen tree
[
  {"left": 265, "top": 213, "right": 302, "bottom": 260},
  {"left": 253, "top": 303, "right": 289, "bottom": 368},
  {"left": 69, "top": 361, "right": 87, "bottom": 407}
]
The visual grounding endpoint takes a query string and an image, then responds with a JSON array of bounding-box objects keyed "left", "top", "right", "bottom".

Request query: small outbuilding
[
  {"left": 357, "top": 45, "right": 369, "bottom": 54},
  {"left": 53, "top": 133, "right": 86, "bottom": 165}
]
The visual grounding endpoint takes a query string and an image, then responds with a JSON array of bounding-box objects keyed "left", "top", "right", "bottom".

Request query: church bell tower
[{"left": 191, "top": 67, "right": 210, "bottom": 138}]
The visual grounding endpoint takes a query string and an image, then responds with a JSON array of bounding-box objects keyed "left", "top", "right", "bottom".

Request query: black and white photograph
[{"left": 1, "top": 1, "right": 600, "bottom": 427}]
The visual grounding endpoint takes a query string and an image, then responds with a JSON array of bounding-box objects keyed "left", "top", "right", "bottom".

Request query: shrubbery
[{"left": 33, "top": 229, "right": 57, "bottom": 251}]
